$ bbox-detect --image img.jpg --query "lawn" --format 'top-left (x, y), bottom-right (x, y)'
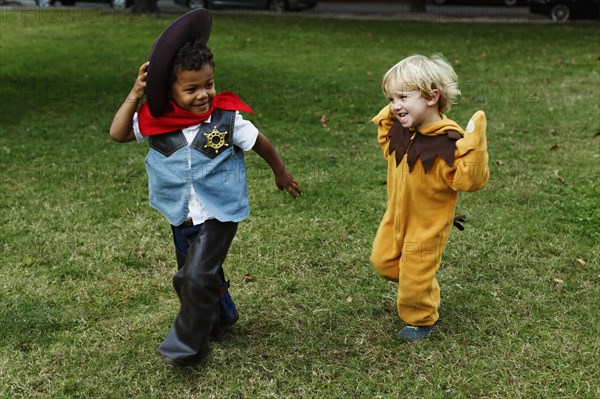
top-left (1, 7), bottom-right (599, 399)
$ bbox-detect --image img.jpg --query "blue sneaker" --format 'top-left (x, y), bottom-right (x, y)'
top-left (396, 325), bottom-right (436, 342)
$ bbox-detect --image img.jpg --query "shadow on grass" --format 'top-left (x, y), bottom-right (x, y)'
top-left (0, 74), bottom-right (120, 126)
top-left (1, 298), bottom-right (80, 351)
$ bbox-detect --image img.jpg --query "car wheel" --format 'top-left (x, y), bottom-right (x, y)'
top-left (112, 0), bottom-right (127, 9)
top-left (503, 0), bottom-right (518, 6)
top-left (187, 0), bottom-right (206, 9)
top-left (35, 0), bottom-right (54, 7)
top-left (269, 0), bottom-right (287, 12)
top-left (550, 4), bottom-right (570, 21)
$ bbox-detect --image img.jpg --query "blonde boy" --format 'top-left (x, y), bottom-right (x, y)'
top-left (371, 54), bottom-right (489, 341)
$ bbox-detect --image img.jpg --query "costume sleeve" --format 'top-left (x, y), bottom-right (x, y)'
top-left (371, 104), bottom-right (395, 159)
top-left (233, 112), bottom-right (259, 151)
top-left (443, 111), bottom-right (490, 192)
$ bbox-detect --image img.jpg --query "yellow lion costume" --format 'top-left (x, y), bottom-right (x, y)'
top-left (371, 105), bottom-right (489, 327)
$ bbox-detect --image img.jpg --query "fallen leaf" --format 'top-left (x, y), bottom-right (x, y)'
top-left (320, 114), bottom-right (328, 128)
top-left (554, 171), bottom-right (566, 184)
top-left (552, 278), bottom-right (564, 286)
top-left (576, 258), bottom-right (587, 265)
top-left (496, 160), bottom-right (505, 166)
top-left (346, 296), bottom-right (353, 303)
top-left (243, 274), bottom-right (254, 283)
top-left (550, 144), bottom-right (560, 151)
top-left (549, 128), bottom-right (558, 136)
top-left (135, 250), bottom-right (145, 258)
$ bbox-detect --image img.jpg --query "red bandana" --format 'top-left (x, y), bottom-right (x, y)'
top-left (137, 91), bottom-right (254, 136)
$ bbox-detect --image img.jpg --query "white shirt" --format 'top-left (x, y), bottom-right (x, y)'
top-left (133, 112), bottom-right (259, 225)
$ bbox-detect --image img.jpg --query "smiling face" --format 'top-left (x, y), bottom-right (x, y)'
top-left (170, 63), bottom-right (216, 114)
top-left (388, 90), bottom-right (441, 130)
top-left (382, 55), bottom-right (461, 128)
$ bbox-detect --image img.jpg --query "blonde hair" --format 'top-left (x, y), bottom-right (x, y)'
top-left (382, 54), bottom-right (461, 113)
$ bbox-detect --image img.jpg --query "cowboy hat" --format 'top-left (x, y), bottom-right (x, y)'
top-left (146, 8), bottom-right (212, 117)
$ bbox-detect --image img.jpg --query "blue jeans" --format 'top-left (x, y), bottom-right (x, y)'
top-left (157, 219), bottom-right (238, 362)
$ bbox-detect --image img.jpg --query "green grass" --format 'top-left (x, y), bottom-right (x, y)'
top-left (1, 8), bottom-right (599, 399)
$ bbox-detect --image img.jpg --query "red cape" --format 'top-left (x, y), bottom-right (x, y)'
top-left (138, 91), bottom-right (254, 136)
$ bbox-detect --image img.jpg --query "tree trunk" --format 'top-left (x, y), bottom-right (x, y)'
top-left (408, 0), bottom-right (426, 12)
top-left (131, 0), bottom-right (159, 15)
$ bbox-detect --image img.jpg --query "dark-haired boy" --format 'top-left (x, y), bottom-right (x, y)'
top-left (110, 14), bottom-right (301, 367)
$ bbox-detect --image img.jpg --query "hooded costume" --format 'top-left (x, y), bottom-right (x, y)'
top-left (370, 104), bottom-right (489, 326)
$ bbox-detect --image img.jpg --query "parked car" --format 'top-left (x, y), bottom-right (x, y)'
top-left (530, 0), bottom-right (600, 20)
top-left (35, 0), bottom-right (314, 10)
top-left (35, 0), bottom-right (133, 7)
top-left (431, 0), bottom-right (527, 6)
top-left (181, 0), bottom-right (317, 11)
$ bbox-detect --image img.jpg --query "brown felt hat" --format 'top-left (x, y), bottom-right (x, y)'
top-left (146, 8), bottom-right (212, 117)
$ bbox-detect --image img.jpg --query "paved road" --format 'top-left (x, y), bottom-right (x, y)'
top-left (2, 0), bottom-right (546, 22)
top-left (314, 2), bottom-right (541, 21)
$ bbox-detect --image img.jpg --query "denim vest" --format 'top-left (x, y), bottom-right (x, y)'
top-left (145, 109), bottom-right (250, 226)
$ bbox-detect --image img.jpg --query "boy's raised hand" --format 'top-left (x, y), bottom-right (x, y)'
top-left (456, 110), bottom-right (487, 156)
top-left (131, 62), bottom-right (149, 101)
top-left (109, 61), bottom-right (149, 142)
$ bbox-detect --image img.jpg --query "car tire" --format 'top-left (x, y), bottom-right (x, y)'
top-left (188, 0), bottom-right (206, 9)
top-left (269, 0), bottom-right (287, 12)
top-left (35, 0), bottom-right (54, 7)
top-left (550, 4), bottom-right (570, 21)
top-left (503, 0), bottom-right (519, 6)
top-left (111, 0), bottom-right (129, 9)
